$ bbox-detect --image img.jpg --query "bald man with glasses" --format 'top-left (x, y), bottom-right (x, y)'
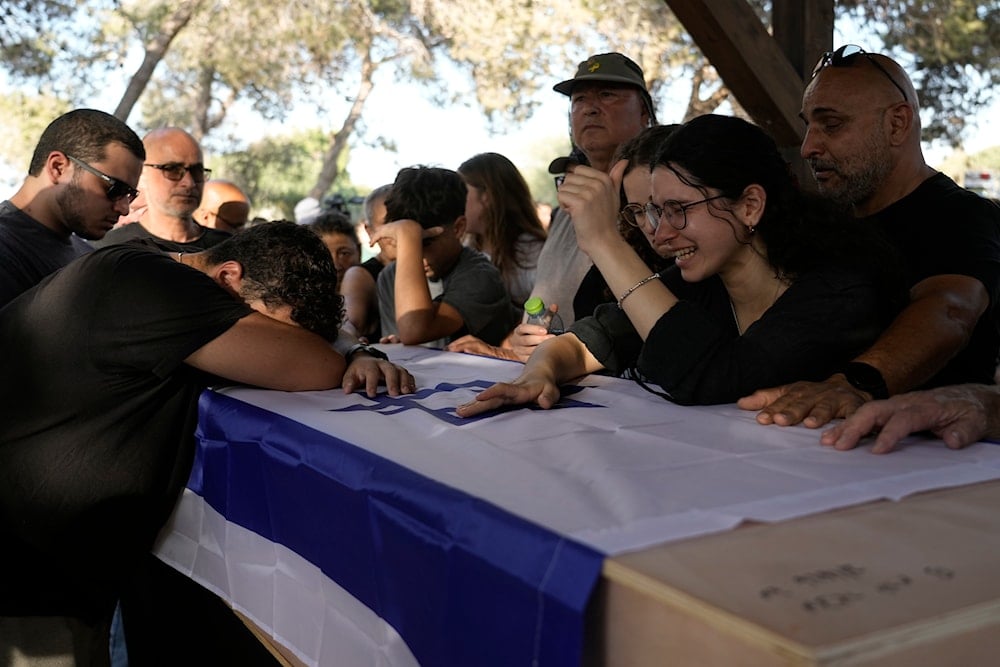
top-left (94, 127), bottom-right (231, 253)
top-left (739, 46), bottom-right (1000, 445)
top-left (0, 108), bottom-right (145, 308)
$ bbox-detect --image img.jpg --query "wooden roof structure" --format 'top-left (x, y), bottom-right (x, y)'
top-left (663, 0), bottom-right (835, 152)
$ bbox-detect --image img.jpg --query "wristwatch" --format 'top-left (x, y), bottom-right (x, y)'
top-left (841, 362), bottom-right (889, 400)
top-left (345, 343), bottom-right (389, 361)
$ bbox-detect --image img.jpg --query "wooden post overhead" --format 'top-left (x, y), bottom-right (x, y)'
top-left (772, 0), bottom-right (834, 81)
top-left (661, 0), bottom-right (833, 148)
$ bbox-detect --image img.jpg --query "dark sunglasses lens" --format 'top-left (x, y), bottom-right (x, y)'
top-left (161, 164), bottom-right (204, 181)
top-left (812, 44), bottom-right (864, 78)
top-left (107, 182), bottom-right (127, 199)
top-left (106, 180), bottom-right (136, 203)
top-left (838, 44), bottom-right (864, 60)
top-left (160, 165), bottom-right (184, 180)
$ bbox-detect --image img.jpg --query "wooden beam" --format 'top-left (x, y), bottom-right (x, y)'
top-left (661, 0), bottom-right (823, 147)
top-left (772, 0), bottom-right (834, 79)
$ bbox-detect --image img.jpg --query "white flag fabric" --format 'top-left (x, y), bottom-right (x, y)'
top-left (156, 345), bottom-right (1000, 666)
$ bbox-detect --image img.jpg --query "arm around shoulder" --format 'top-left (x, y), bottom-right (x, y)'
top-left (861, 273), bottom-right (989, 393)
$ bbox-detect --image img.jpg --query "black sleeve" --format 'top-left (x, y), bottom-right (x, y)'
top-left (89, 249), bottom-right (253, 378)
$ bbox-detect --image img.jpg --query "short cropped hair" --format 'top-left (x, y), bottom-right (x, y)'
top-left (384, 166), bottom-right (466, 229)
top-left (203, 220), bottom-right (344, 341)
top-left (28, 108), bottom-right (145, 176)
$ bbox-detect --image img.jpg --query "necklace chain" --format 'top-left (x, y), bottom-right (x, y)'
top-left (729, 299), bottom-right (743, 335)
top-left (730, 278), bottom-right (785, 336)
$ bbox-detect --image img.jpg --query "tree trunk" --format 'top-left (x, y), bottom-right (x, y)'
top-left (113, 0), bottom-right (205, 123)
top-left (307, 47), bottom-right (378, 200)
top-left (192, 63), bottom-right (214, 142)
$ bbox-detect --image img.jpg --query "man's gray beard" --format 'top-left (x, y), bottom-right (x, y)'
top-left (829, 133), bottom-right (893, 212)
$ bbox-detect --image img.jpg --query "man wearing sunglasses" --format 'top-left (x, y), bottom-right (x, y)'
top-left (739, 46), bottom-right (1000, 443)
top-left (0, 108), bottom-right (145, 308)
top-left (94, 127), bottom-right (231, 252)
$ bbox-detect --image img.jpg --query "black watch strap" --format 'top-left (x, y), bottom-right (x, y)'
top-left (345, 343), bottom-right (389, 361)
top-left (841, 362), bottom-right (889, 400)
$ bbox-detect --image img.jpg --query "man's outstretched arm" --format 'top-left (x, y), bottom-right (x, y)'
top-left (738, 274), bottom-right (989, 428)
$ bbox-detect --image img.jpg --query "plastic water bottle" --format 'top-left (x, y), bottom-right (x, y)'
top-left (523, 296), bottom-right (564, 334)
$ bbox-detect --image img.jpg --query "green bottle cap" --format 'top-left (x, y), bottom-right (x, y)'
top-left (524, 296), bottom-right (545, 315)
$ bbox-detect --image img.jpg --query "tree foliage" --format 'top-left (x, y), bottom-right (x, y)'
top-left (212, 128), bottom-right (359, 220)
top-left (0, 91), bottom-right (70, 171)
top-left (0, 0), bottom-right (79, 78)
top-left (839, 0), bottom-right (1000, 143)
top-left (3, 0), bottom-right (999, 212)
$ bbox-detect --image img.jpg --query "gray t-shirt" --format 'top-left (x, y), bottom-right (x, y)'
top-left (505, 232), bottom-right (545, 309)
top-left (378, 246), bottom-right (518, 347)
top-left (0, 200), bottom-right (93, 308)
top-left (528, 207), bottom-right (594, 325)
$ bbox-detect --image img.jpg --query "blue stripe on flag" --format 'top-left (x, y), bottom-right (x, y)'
top-left (190, 390), bottom-right (604, 667)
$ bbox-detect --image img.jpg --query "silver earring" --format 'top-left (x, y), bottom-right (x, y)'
top-left (748, 225), bottom-right (756, 234)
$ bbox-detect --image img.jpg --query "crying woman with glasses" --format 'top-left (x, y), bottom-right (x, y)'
top-left (458, 114), bottom-right (906, 416)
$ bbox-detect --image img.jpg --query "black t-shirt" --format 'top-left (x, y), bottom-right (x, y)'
top-left (361, 255), bottom-right (384, 282)
top-left (92, 220), bottom-right (231, 252)
top-left (868, 173), bottom-right (1000, 386)
top-left (0, 243), bottom-right (252, 616)
top-left (571, 265), bottom-right (888, 405)
top-left (0, 200), bottom-right (94, 308)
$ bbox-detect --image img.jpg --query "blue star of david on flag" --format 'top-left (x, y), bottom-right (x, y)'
top-left (327, 380), bottom-right (603, 425)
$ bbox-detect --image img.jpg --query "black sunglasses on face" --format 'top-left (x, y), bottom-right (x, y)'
top-left (66, 155), bottom-right (140, 203)
top-left (811, 44), bottom-right (910, 104)
top-left (144, 162), bottom-right (211, 182)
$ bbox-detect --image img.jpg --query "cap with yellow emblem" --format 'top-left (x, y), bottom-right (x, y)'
top-left (552, 52), bottom-right (656, 121)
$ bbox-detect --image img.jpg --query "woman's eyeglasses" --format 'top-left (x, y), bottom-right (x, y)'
top-left (144, 162), bottom-right (212, 182)
top-left (811, 44), bottom-right (909, 104)
top-left (619, 203), bottom-right (646, 227)
top-left (621, 195), bottom-right (726, 232)
top-left (66, 155), bottom-right (140, 203)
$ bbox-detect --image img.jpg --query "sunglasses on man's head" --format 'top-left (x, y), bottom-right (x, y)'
top-left (144, 162), bottom-right (211, 182)
top-left (811, 44), bottom-right (910, 104)
top-left (66, 154), bottom-right (140, 203)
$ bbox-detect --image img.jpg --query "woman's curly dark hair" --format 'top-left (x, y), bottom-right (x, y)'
top-left (204, 220), bottom-right (344, 341)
